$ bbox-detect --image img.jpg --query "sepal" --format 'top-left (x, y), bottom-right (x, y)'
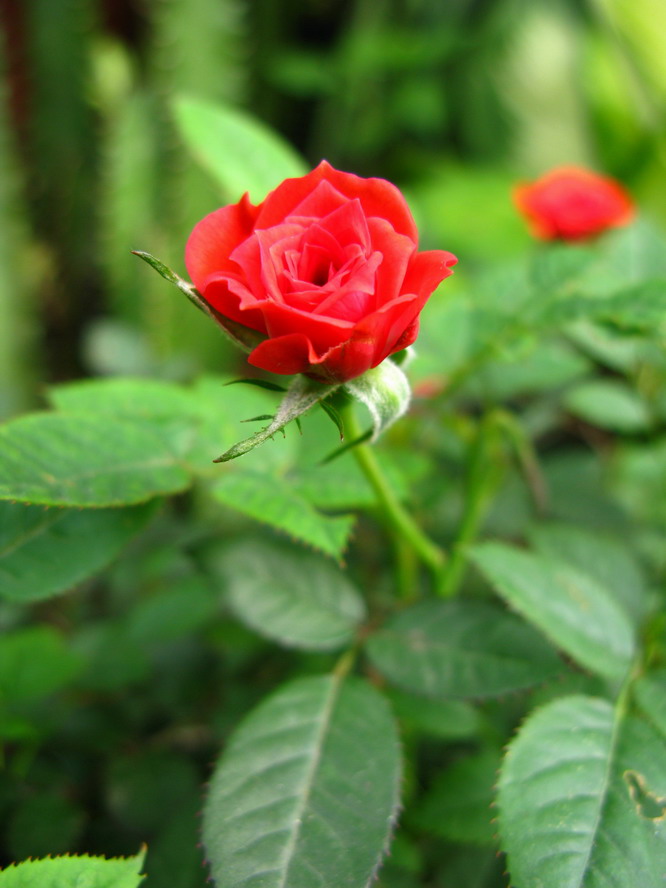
top-left (344, 358), bottom-right (411, 441)
top-left (132, 251), bottom-right (264, 352)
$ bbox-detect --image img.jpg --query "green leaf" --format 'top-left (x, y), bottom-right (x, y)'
top-left (202, 674), bottom-right (401, 888)
top-left (132, 251), bottom-right (265, 353)
top-left (564, 379), bottom-right (652, 433)
top-left (365, 599), bottom-right (561, 699)
top-left (633, 671), bottom-right (666, 742)
top-left (469, 543), bottom-right (635, 680)
top-left (529, 522), bottom-right (649, 626)
top-left (344, 359), bottom-right (411, 441)
top-left (213, 538), bottom-right (366, 650)
top-left (0, 849), bottom-right (146, 888)
top-left (214, 375), bottom-right (340, 463)
top-left (0, 413), bottom-right (190, 507)
top-left (385, 689), bottom-right (481, 740)
top-left (211, 471), bottom-right (354, 559)
top-left (498, 695), bottom-right (666, 888)
top-left (598, 279), bottom-right (666, 332)
top-left (171, 94), bottom-right (307, 202)
top-left (412, 748), bottom-right (501, 844)
top-left (0, 500), bottom-right (157, 603)
top-left (0, 626), bottom-right (83, 705)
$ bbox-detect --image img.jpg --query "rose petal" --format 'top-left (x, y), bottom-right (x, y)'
top-left (256, 160), bottom-right (419, 241)
top-left (248, 332), bottom-right (321, 376)
top-left (185, 194), bottom-right (259, 292)
top-left (260, 299), bottom-right (353, 356)
top-left (400, 249), bottom-right (458, 299)
top-left (367, 216), bottom-right (416, 306)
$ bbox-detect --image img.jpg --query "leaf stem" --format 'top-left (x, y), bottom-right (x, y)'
top-left (341, 401), bottom-right (446, 594)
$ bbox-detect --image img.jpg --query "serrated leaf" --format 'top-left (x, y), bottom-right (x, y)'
top-left (385, 689), bottom-right (481, 740)
top-left (0, 413), bottom-right (190, 507)
top-left (344, 359), bottom-right (411, 441)
top-left (171, 94), bottom-right (307, 202)
top-left (365, 599), bottom-right (561, 699)
top-left (202, 674), bottom-right (401, 888)
top-left (413, 748), bottom-right (501, 844)
top-left (0, 500), bottom-right (157, 603)
top-left (0, 849), bottom-right (146, 888)
top-left (211, 470), bottom-right (354, 559)
top-left (215, 374), bottom-right (339, 462)
top-left (498, 695), bottom-right (666, 888)
top-left (529, 522), bottom-right (649, 626)
top-left (214, 538), bottom-right (366, 650)
top-left (564, 379), bottom-right (652, 433)
top-left (469, 543), bottom-right (635, 680)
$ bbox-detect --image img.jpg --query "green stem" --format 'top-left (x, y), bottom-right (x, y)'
top-left (437, 411), bottom-right (504, 598)
top-left (341, 402), bottom-right (446, 594)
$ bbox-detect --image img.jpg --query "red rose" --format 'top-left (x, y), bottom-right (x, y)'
top-left (185, 161), bottom-right (457, 383)
top-left (513, 166), bottom-right (635, 242)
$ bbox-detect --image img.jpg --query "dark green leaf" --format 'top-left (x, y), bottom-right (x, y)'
top-left (413, 748), bottom-right (501, 844)
top-left (0, 500), bottom-right (157, 603)
top-left (0, 626), bottom-right (83, 705)
top-left (202, 675), bottom-right (401, 888)
top-left (365, 599), bottom-right (561, 699)
top-left (214, 538), bottom-right (365, 650)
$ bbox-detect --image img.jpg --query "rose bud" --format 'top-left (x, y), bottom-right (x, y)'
top-left (513, 166), bottom-right (635, 242)
top-left (185, 161), bottom-right (457, 383)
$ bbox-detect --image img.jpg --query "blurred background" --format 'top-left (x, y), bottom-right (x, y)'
top-left (1, 0), bottom-right (665, 416)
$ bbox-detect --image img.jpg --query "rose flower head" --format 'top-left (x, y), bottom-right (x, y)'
top-left (185, 161), bottom-right (457, 383)
top-left (513, 166), bottom-right (635, 242)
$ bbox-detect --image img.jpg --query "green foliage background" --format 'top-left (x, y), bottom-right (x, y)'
top-left (1, 1), bottom-right (666, 887)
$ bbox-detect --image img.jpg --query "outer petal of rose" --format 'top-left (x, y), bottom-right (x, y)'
top-left (185, 194), bottom-right (259, 291)
top-left (367, 217), bottom-right (416, 308)
top-left (256, 160), bottom-right (419, 241)
top-left (400, 249), bottom-right (457, 299)
top-left (248, 332), bottom-right (322, 376)
top-left (202, 276), bottom-right (268, 334)
top-left (260, 299), bottom-right (353, 355)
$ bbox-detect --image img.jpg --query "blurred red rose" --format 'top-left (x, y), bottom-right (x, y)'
top-left (185, 161), bottom-right (457, 383)
top-left (513, 166), bottom-right (635, 242)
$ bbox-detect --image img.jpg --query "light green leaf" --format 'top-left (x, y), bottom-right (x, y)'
top-left (345, 359), bottom-right (411, 441)
top-left (469, 543), bottom-right (635, 680)
top-left (413, 748), bottom-right (501, 844)
top-left (172, 94), bottom-right (307, 202)
top-left (214, 538), bottom-right (365, 650)
top-left (0, 626), bottom-right (82, 705)
top-left (211, 471), bottom-right (354, 559)
top-left (498, 695), bottom-right (666, 888)
top-left (0, 413), bottom-right (190, 507)
top-left (0, 500), bottom-right (157, 603)
top-left (564, 379), bottom-right (652, 433)
top-left (215, 375), bottom-right (340, 463)
top-left (365, 599), bottom-right (561, 699)
top-left (530, 522), bottom-right (649, 626)
top-left (202, 674), bottom-right (401, 888)
top-left (633, 671), bottom-right (666, 742)
top-left (0, 849), bottom-right (146, 888)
